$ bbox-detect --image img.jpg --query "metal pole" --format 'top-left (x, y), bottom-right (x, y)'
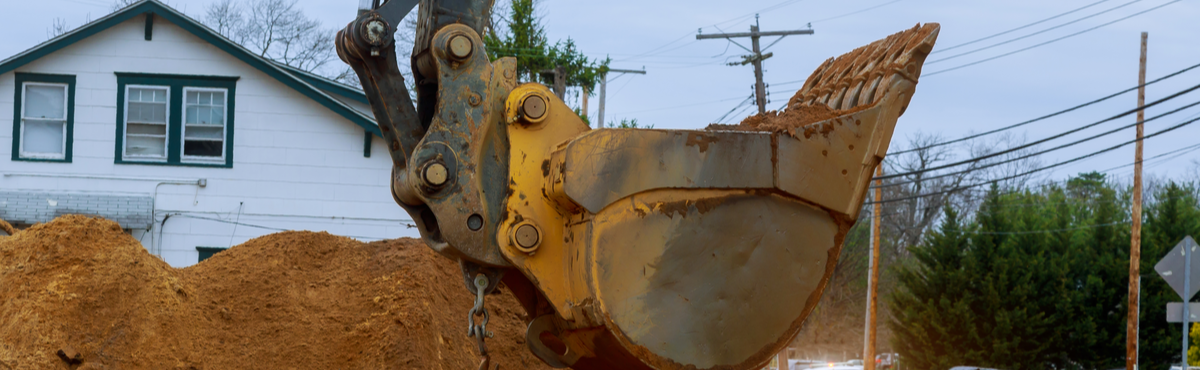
top-left (598, 74), bottom-right (607, 128)
top-left (750, 22), bottom-right (767, 115)
top-left (1185, 235), bottom-right (1192, 368)
top-left (1127, 31), bottom-right (1148, 370)
top-left (863, 165), bottom-right (882, 370)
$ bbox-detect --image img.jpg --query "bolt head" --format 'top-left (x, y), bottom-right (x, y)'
top-left (514, 224), bottom-right (540, 252)
top-left (448, 35), bottom-right (473, 59)
top-left (423, 163), bottom-right (448, 187)
top-left (522, 95), bottom-right (547, 120)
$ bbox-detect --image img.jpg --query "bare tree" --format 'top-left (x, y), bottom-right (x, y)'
top-left (112, 0), bottom-right (138, 11)
top-left (201, 0), bottom-right (336, 74)
top-left (47, 18), bottom-right (70, 40)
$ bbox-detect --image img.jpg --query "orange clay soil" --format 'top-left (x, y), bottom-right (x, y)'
top-left (706, 103), bottom-right (868, 133)
top-left (0, 215), bottom-right (553, 370)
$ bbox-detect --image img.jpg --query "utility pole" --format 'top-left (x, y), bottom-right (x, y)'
top-left (697, 14), bottom-right (813, 115)
top-left (1127, 31), bottom-right (1148, 370)
top-left (597, 67), bottom-right (647, 128)
top-left (864, 165), bottom-right (883, 370)
top-left (540, 65), bottom-right (567, 99)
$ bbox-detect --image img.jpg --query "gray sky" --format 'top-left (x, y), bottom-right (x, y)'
top-left (6, 0), bottom-right (1200, 182)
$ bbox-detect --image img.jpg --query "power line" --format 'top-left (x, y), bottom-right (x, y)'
top-left (874, 99), bottom-right (1200, 189)
top-left (969, 220), bottom-right (1130, 235)
top-left (868, 114), bottom-right (1200, 205)
top-left (808, 0), bottom-right (905, 24)
top-left (715, 94), bottom-right (756, 123)
top-left (878, 81), bottom-right (1200, 180)
top-left (926, 0), bottom-right (1145, 65)
top-left (609, 94), bottom-right (748, 115)
top-left (889, 61), bottom-right (1200, 156)
top-left (863, 137), bottom-right (1200, 222)
top-left (925, 0), bottom-right (1183, 77)
top-left (932, 0), bottom-right (1114, 55)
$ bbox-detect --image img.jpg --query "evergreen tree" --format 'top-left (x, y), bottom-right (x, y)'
top-left (1139, 182), bottom-right (1200, 369)
top-left (890, 206), bottom-right (978, 370)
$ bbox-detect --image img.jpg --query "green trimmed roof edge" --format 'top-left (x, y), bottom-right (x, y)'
top-left (0, 0), bottom-right (381, 138)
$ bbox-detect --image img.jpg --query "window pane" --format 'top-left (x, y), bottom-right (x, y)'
top-left (128, 102), bottom-right (167, 123)
top-left (184, 140), bottom-right (222, 157)
top-left (211, 92), bottom-right (225, 107)
top-left (127, 123), bottom-right (166, 135)
top-left (212, 107), bottom-right (224, 124)
top-left (130, 87), bottom-right (165, 102)
top-left (187, 91), bottom-right (199, 104)
top-left (126, 136), bottom-right (166, 157)
top-left (186, 106), bottom-right (198, 124)
top-left (24, 85), bottom-right (66, 120)
top-left (23, 119), bottom-right (64, 154)
top-left (185, 126), bottom-right (223, 140)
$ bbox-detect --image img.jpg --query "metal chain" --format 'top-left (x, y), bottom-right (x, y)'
top-left (466, 274), bottom-right (497, 370)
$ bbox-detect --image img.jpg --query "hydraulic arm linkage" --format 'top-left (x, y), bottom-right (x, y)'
top-left (338, 1), bottom-right (939, 369)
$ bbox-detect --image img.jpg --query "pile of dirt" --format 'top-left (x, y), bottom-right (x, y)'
top-left (706, 103), bottom-right (867, 133)
top-left (0, 215), bottom-right (552, 370)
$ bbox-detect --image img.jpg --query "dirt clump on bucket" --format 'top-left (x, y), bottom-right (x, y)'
top-left (0, 215), bottom-right (551, 369)
top-left (707, 103), bottom-right (868, 133)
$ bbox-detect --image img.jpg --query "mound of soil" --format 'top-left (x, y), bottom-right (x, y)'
top-left (0, 215), bottom-right (552, 370)
top-left (706, 104), bottom-right (868, 133)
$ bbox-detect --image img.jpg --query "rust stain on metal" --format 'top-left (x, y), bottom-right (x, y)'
top-left (653, 197), bottom-right (729, 219)
top-left (685, 132), bottom-right (719, 153)
top-left (541, 159), bottom-right (551, 177)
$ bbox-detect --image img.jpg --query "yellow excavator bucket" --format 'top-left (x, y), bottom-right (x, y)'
top-left (496, 23), bottom-right (940, 369)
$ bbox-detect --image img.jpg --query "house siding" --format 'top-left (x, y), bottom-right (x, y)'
top-left (0, 15), bottom-right (415, 267)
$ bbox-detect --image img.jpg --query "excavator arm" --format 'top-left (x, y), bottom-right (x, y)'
top-left (337, 1), bottom-right (939, 369)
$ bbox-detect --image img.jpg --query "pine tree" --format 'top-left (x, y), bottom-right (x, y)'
top-left (1139, 181), bottom-right (1200, 369)
top-left (889, 206), bottom-right (977, 370)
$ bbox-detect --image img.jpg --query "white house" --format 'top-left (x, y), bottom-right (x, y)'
top-left (0, 0), bottom-right (418, 266)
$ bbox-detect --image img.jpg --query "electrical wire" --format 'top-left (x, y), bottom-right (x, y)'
top-left (808, 0), bottom-right (905, 24)
top-left (867, 114), bottom-right (1200, 205)
top-left (925, 0), bottom-right (1183, 77)
top-left (878, 81), bottom-right (1200, 180)
top-left (715, 94), bottom-right (756, 123)
top-left (926, 0), bottom-right (1144, 65)
top-left (873, 99), bottom-right (1200, 189)
top-left (172, 214), bottom-right (412, 241)
top-left (889, 61), bottom-right (1200, 156)
top-left (932, 0), bottom-right (1114, 54)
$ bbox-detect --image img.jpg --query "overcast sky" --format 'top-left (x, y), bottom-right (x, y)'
top-left (5, 0), bottom-right (1199, 183)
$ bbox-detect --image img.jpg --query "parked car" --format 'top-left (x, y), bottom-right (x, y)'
top-left (876, 353), bottom-right (900, 369)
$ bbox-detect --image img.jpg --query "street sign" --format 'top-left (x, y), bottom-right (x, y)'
top-left (1156, 236), bottom-right (1200, 369)
top-left (1155, 236), bottom-right (1200, 300)
top-left (1167, 302), bottom-right (1200, 323)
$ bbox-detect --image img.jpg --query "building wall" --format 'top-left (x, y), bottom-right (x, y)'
top-left (0, 15), bottom-right (418, 267)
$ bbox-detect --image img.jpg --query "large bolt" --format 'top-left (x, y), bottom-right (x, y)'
top-left (514, 224), bottom-right (540, 253)
top-left (448, 35), bottom-right (473, 59)
top-left (423, 162), bottom-right (448, 187)
top-left (522, 95), bottom-right (546, 120)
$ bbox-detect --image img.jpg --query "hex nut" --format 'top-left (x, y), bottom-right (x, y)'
top-left (448, 35), bottom-right (473, 59)
top-left (423, 163), bottom-right (448, 187)
top-left (514, 223), bottom-right (541, 253)
top-left (522, 95), bottom-right (547, 120)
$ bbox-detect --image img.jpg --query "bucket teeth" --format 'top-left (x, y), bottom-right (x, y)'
top-left (793, 23), bottom-right (940, 112)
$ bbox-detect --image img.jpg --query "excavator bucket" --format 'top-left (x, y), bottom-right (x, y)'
top-left (338, 5), bottom-right (937, 368)
top-left (497, 23), bottom-right (940, 369)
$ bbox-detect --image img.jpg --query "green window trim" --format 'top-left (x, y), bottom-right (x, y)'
top-left (11, 73), bottom-right (75, 163)
top-left (114, 72), bottom-right (237, 168)
top-left (196, 246), bottom-right (228, 262)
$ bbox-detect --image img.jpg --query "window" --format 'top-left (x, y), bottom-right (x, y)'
top-left (182, 88), bottom-right (226, 161)
top-left (123, 86), bottom-right (169, 160)
top-left (11, 73), bottom-right (75, 162)
top-left (114, 73), bottom-right (237, 168)
top-left (196, 246), bottom-right (228, 262)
